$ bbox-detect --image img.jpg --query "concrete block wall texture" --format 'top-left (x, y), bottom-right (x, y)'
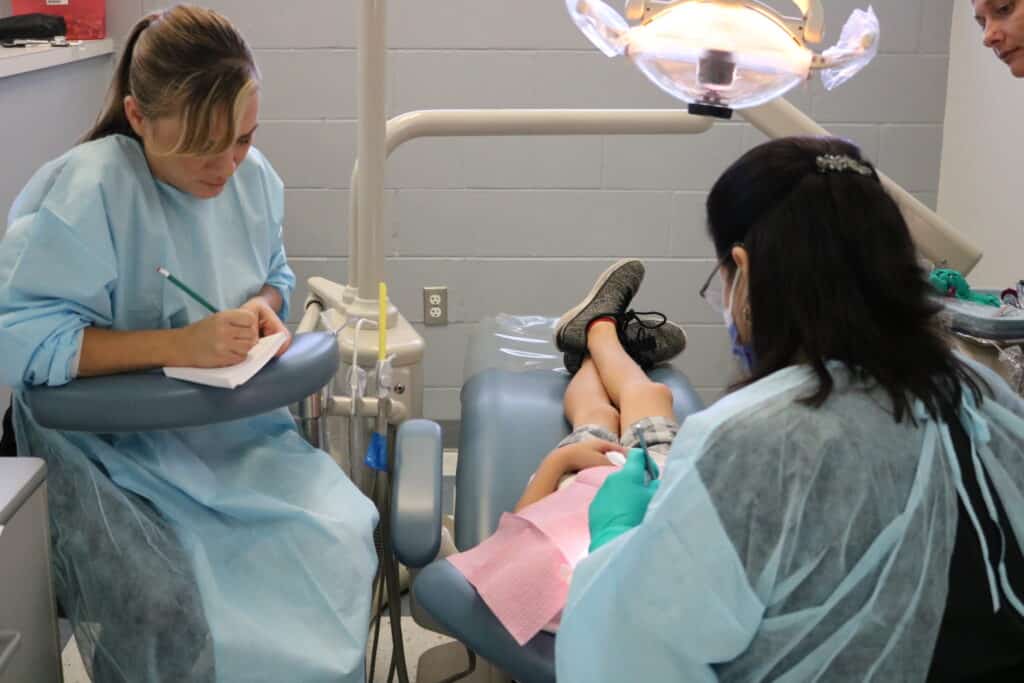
top-left (1, 0), bottom-right (957, 424)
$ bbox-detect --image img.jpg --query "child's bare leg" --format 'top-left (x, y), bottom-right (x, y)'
top-left (564, 357), bottom-right (620, 436)
top-left (587, 320), bottom-right (674, 435)
top-left (514, 359), bottom-right (622, 512)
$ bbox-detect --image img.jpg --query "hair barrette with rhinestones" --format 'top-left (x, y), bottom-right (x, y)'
top-left (816, 154), bottom-right (873, 177)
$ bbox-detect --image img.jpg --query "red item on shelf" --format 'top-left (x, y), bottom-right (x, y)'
top-left (11, 0), bottom-right (106, 40)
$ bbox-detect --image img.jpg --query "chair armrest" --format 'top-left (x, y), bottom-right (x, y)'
top-left (413, 560), bottom-right (556, 683)
top-left (391, 419), bottom-right (443, 568)
top-left (25, 332), bottom-right (339, 432)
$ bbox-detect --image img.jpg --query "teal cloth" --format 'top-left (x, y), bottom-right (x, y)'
top-left (588, 447), bottom-right (660, 552)
top-left (0, 136), bottom-right (378, 682)
top-left (558, 359), bottom-right (1024, 682)
top-left (930, 268), bottom-right (1002, 307)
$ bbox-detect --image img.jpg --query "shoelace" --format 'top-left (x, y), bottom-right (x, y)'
top-left (616, 309), bottom-right (667, 353)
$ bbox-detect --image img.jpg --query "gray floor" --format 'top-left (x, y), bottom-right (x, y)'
top-left (59, 619), bottom-right (73, 649)
top-left (437, 420), bottom-right (460, 450)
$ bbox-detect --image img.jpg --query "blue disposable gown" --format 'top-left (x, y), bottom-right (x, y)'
top-left (0, 135), bottom-right (379, 683)
top-left (557, 360), bottom-right (1024, 682)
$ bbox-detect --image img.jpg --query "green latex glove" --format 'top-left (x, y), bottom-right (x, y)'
top-left (930, 269), bottom-right (1002, 308)
top-left (588, 448), bottom-right (660, 553)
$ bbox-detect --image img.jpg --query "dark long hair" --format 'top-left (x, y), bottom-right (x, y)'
top-left (706, 136), bottom-right (983, 422)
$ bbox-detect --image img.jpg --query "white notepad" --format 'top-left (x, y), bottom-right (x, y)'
top-left (163, 332), bottom-right (289, 389)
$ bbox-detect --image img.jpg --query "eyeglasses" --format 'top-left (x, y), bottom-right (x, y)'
top-left (698, 251), bottom-right (735, 313)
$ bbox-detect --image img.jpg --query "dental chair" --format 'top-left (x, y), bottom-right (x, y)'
top-left (26, 332), bottom-right (339, 432)
top-left (390, 316), bottom-right (705, 683)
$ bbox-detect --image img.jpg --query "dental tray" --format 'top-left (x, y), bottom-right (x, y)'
top-left (940, 292), bottom-right (1024, 342)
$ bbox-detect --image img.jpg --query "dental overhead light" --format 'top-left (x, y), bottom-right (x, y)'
top-left (567, 0), bottom-right (879, 117)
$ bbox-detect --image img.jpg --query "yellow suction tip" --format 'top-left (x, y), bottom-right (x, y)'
top-left (378, 282), bottom-right (388, 361)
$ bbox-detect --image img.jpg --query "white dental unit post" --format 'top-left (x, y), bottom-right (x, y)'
top-left (293, 1), bottom-right (984, 679)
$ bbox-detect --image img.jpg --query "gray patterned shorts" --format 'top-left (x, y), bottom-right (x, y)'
top-left (555, 416), bottom-right (679, 466)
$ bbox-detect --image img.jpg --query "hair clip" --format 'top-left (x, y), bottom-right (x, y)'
top-left (816, 154), bottom-right (873, 177)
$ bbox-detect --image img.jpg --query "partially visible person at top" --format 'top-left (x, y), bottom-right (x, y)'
top-left (973, 0), bottom-right (1024, 76)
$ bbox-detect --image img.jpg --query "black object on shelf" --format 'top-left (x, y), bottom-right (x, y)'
top-left (0, 13), bottom-right (67, 42)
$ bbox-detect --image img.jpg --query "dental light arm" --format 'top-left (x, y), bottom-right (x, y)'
top-left (791, 0), bottom-right (825, 43)
top-left (742, 98), bottom-right (983, 274)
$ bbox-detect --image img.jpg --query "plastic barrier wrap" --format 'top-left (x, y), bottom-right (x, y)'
top-left (464, 314), bottom-right (568, 379)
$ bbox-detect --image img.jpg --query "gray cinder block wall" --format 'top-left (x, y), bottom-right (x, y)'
top-left (1, 0), bottom-right (957, 427)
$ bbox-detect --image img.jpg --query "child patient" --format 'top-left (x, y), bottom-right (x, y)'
top-left (446, 258), bottom-right (687, 645)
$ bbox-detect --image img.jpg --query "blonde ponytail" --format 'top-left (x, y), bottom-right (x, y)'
top-left (83, 15), bottom-right (153, 143)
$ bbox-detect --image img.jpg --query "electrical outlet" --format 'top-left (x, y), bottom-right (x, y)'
top-left (423, 286), bottom-right (448, 326)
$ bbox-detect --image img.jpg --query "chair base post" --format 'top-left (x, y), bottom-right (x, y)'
top-left (416, 642), bottom-right (511, 683)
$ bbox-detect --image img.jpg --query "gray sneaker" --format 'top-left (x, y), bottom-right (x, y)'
top-left (562, 311), bottom-right (687, 375)
top-left (563, 349), bottom-right (586, 375)
top-left (616, 310), bottom-right (688, 369)
top-left (555, 259), bottom-right (645, 354)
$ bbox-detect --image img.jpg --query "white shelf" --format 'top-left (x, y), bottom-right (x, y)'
top-left (0, 38), bottom-right (114, 80)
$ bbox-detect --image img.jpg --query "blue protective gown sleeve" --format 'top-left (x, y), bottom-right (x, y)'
top-left (254, 151), bottom-right (294, 320)
top-left (0, 159), bottom-right (116, 387)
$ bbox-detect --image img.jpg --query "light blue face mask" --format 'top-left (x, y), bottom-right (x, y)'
top-left (723, 268), bottom-right (756, 373)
